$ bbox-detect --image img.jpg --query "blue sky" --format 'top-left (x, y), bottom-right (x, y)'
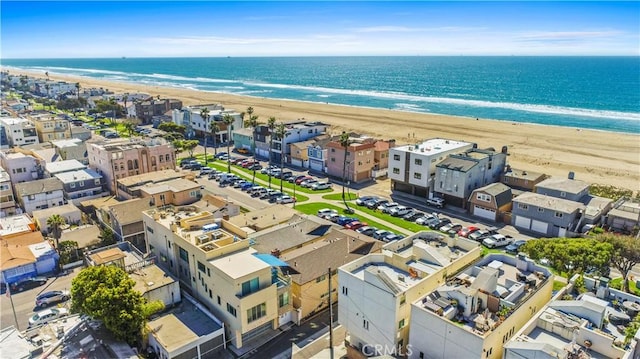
top-left (1, 1), bottom-right (638, 58)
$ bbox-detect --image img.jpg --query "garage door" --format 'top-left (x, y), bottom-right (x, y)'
top-left (531, 220), bottom-right (549, 234)
top-left (515, 216), bottom-right (531, 229)
top-left (474, 206), bottom-right (496, 221)
top-left (291, 159), bottom-right (302, 168)
top-left (278, 311), bottom-right (293, 327)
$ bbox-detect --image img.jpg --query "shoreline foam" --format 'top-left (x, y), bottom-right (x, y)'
top-left (4, 67), bottom-right (639, 192)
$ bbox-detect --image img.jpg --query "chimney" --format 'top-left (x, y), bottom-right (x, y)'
top-left (501, 146), bottom-right (508, 154)
top-left (568, 172), bottom-right (575, 180)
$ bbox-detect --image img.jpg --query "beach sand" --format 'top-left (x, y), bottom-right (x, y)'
top-left (7, 68), bottom-right (640, 192)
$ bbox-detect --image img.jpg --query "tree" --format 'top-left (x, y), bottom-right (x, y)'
top-left (71, 265), bottom-right (164, 345)
top-left (521, 237), bottom-right (612, 277)
top-left (47, 214), bottom-right (66, 249)
top-left (339, 131), bottom-right (352, 211)
top-left (275, 123), bottom-right (287, 192)
top-left (75, 82), bottom-right (81, 100)
top-left (58, 240), bottom-right (80, 265)
top-left (98, 227), bottom-right (117, 246)
top-left (599, 234), bottom-right (640, 292)
top-left (245, 109), bottom-right (259, 183)
top-left (182, 139), bottom-right (199, 158)
top-left (200, 108), bottom-right (210, 164)
top-left (267, 116), bottom-right (277, 189)
top-left (45, 83), bottom-right (50, 98)
top-left (158, 122), bottom-right (186, 136)
top-left (223, 114), bottom-right (235, 173)
top-left (209, 121), bottom-right (220, 156)
top-left (123, 121), bottom-right (136, 137)
top-left (122, 93), bottom-right (129, 117)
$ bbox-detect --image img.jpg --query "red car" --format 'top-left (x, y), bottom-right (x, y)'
top-left (295, 176), bottom-right (313, 185)
top-left (458, 226), bottom-right (480, 238)
top-left (345, 221), bottom-right (368, 230)
top-left (242, 160), bottom-right (257, 168)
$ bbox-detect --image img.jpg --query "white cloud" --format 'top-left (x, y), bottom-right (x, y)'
top-left (515, 30), bottom-right (624, 42)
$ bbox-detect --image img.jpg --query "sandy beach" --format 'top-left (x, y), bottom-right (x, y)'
top-left (7, 68), bottom-right (640, 192)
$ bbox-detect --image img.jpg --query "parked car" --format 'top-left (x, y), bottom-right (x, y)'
top-left (430, 218), bottom-right (452, 230)
top-left (317, 208), bottom-right (338, 218)
top-left (233, 180), bottom-right (249, 188)
top-left (301, 179), bottom-right (319, 188)
top-left (10, 277), bottom-right (47, 293)
top-left (372, 230), bottom-right (393, 240)
top-left (505, 240), bottom-right (527, 254)
top-left (276, 195), bottom-right (296, 204)
top-left (296, 176), bottom-right (314, 185)
top-left (483, 234), bottom-right (513, 248)
top-left (290, 175), bottom-right (308, 183)
top-left (325, 213), bottom-right (340, 222)
top-left (345, 221), bottom-right (367, 230)
top-left (248, 163), bottom-right (263, 171)
top-left (426, 197), bottom-right (445, 208)
top-left (389, 205), bottom-right (411, 217)
top-left (312, 182), bottom-right (332, 190)
top-left (468, 227), bottom-right (499, 242)
top-left (268, 192), bottom-right (285, 203)
top-left (378, 202), bottom-right (399, 213)
top-left (28, 308), bottom-right (69, 327)
top-left (180, 157), bottom-right (196, 166)
top-left (356, 196), bottom-right (378, 206)
top-left (214, 152), bottom-right (228, 159)
top-left (383, 233), bottom-right (405, 242)
top-left (336, 216), bottom-right (359, 226)
top-left (440, 223), bottom-right (462, 234)
top-left (366, 198), bottom-right (386, 209)
top-left (458, 226), bottom-right (480, 238)
top-left (251, 188), bottom-right (268, 197)
top-left (415, 214), bottom-right (437, 226)
top-left (36, 290), bottom-right (71, 308)
top-left (356, 226), bottom-right (378, 236)
top-left (403, 210), bottom-right (422, 222)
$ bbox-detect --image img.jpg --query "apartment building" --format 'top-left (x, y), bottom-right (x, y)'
top-left (143, 206), bottom-right (291, 349)
top-left (338, 232), bottom-right (482, 356)
top-left (0, 168), bottom-right (17, 217)
top-left (0, 117), bottom-right (39, 146)
top-left (134, 98), bottom-right (183, 124)
top-left (0, 151), bottom-right (43, 185)
top-left (171, 104), bottom-right (241, 141)
top-left (269, 121), bottom-right (328, 164)
top-left (408, 254), bottom-right (554, 359)
top-left (32, 203), bottom-right (82, 235)
top-left (54, 168), bottom-right (107, 205)
top-left (14, 177), bottom-right (65, 214)
top-left (87, 137), bottom-right (176, 193)
top-left (389, 138), bottom-right (474, 199)
top-left (325, 135), bottom-right (376, 183)
top-left (51, 138), bottom-right (88, 165)
top-left (433, 147), bottom-right (507, 208)
top-left (31, 113), bottom-right (71, 142)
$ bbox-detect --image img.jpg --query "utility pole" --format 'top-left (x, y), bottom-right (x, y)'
top-left (7, 286), bottom-right (19, 330)
top-left (328, 267), bottom-right (334, 359)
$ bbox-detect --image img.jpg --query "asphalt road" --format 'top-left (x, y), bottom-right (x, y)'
top-left (0, 268), bottom-right (79, 331)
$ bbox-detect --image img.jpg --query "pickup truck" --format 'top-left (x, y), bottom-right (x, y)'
top-left (482, 234), bottom-right (513, 248)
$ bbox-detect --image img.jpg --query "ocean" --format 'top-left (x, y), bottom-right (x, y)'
top-left (3, 56), bottom-right (639, 134)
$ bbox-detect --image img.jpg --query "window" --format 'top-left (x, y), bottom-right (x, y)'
top-left (166, 154), bottom-right (170, 162)
top-left (197, 261), bottom-right (206, 273)
top-left (393, 154), bottom-right (400, 161)
top-left (363, 319), bottom-right (369, 330)
top-left (178, 247), bottom-right (188, 262)
top-left (94, 179), bottom-right (101, 185)
top-left (316, 275), bottom-right (326, 283)
top-left (331, 148), bottom-right (335, 153)
top-left (217, 296), bottom-right (221, 305)
top-left (560, 191), bottom-right (566, 198)
top-left (79, 181), bottom-right (84, 187)
top-left (227, 303), bottom-right (237, 317)
top-left (207, 268), bottom-right (211, 277)
top-left (415, 158), bottom-right (422, 165)
top-left (518, 203), bottom-right (528, 210)
top-left (279, 292), bottom-right (289, 307)
top-left (247, 303), bottom-right (266, 323)
top-left (330, 158), bottom-right (335, 163)
top-left (241, 277), bottom-right (260, 296)
top-left (413, 172), bottom-right (422, 180)
top-left (420, 353), bottom-right (424, 359)
top-left (555, 212), bottom-right (563, 218)
top-left (28, 195), bottom-right (35, 201)
top-left (158, 155), bottom-right (163, 163)
top-left (146, 226), bottom-right (154, 234)
top-left (400, 294), bottom-right (406, 305)
top-left (70, 182), bottom-right (76, 188)
top-left (538, 208), bottom-right (544, 213)
top-left (342, 286), bottom-right (348, 296)
top-left (209, 289), bottom-right (212, 298)
top-left (398, 318), bottom-right (405, 329)
top-left (392, 168), bottom-right (400, 174)
top-left (477, 193), bottom-right (491, 202)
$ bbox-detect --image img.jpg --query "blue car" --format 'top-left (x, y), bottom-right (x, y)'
top-left (240, 182), bottom-right (255, 191)
top-left (336, 216), bottom-right (359, 226)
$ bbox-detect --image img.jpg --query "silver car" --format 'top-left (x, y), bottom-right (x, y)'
top-left (36, 290), bottom-right (70, 308)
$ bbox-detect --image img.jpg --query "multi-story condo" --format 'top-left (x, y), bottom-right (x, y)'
top-left (504, 274), bottom-right (640, 359)
top-left (51, 138), bottom-right (88, 165)
top-left (0, 168), bottom-right (17, 217)
top-left (0, 117), bottom-right (39, 146)
top-left (143, 206), bottom-right (291, 349)
top-left (134, 98), bottom-right (183, 124)
top-left (0, 125), bottom-right (9, 150)
top-left (45, 159), bottom-right (87, 177)
top-left (433, 147), bottom-right (507, 208)
top-left (54, 168), bottom-right (107, 205)
top-left (325, 134), bottom-right (376, 183)
top-left (408, 254), bottom-right (554, 359)
top-left (269, 121), bottom-right (328, 164)
top-left (0, 151), bottom-right (44, 185)
top-left (97, 198), bottom-right (154, 251)
top-left (172, 104), bottom-right (242, 143)
top-left (115, 169), bottom-right (186, 200)
top-left (87, 137), bottom-right (176, 193)
top-left (388, 138), bottom-right (474, 199)
top-left (500, 167), bottom-right (547, 192)
top-left (31, 113), bottom-right (71, 142)
top-left (338, 232), bottom-right (482, 356)
top-left (14, 177), bottom-right (65, 214)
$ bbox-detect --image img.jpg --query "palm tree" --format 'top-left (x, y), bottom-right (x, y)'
top-left (123, 93), bottom-right (129, 117)
top-left (47, 214), bottom-right (66, 250)
top-left (245, 112), bottom-right (259, 183)
top-left (45, 71), bottom-right (49, 80)
top-left (339, 131), bottom-right (352, 211)
top-left (200, 108), bottom-right (210, 164)
top-left (75, 82), bottom-right (81, 100)
top-left (267, 116), bottom-right (277, 189)
top-left (223, 114), bottom-right (235, 173)
top-left (45, 83), bottom-right (50, 98)
top-left (210, 121), bottom-right (220, 156)
top-left (123, 121), bottom-right (136, 137)
top-left (275, 123), bottom-right (287, 193)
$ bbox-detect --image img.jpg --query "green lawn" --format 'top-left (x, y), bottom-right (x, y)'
top-left (351, 205), bottom-right (431, 233)
top-left (610, 277), bottom-right (640, 296)
top-left (322, 193), bottom-right (357, 201)
top-left (294, 203), bottom-right (397, 232)
top-left (553, 280), bottom-right (567, 292)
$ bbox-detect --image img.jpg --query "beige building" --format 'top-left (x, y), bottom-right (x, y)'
top-left (31, 113), bottom-right (71, 142)
top-left (32, 203), bottom-right (82, 235)
top-left (116, 169), bottom-right (185, 200)
top-left (97, 198), bottom-right (153, 250)
top-left (87, 137), bottom-right (176, 193)
top-left (143, 206), bottom-right (291, 349)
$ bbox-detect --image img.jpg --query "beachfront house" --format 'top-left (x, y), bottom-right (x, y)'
top-left (171, 104), bottom-right (241, 144)
top-left (468, 182), bottom-right (513, 222)
top-left (324, 133), bottom-right (389, 183)
top-left (500, 167), bottom-right (548, 192)
top-left (0, 117), bottom-right (39, 147)
top-left (606, 198), bottom-right (640, 233)
top-left (306, 134), bottom-right (333, 173)
top-left (269, 121), bottom-right (329, 164)
top-left (433, 147), bottom-right (507, 209)
top-left (511, 192), bottom-right (584, 237)
top-left (134, 98), bottom-right (183, 124)
top-left (388, 138), bottom-right (474, 200)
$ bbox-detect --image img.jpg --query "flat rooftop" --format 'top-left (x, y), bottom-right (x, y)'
top-left (352, 263), bottom-right (422, 294)
top-left (54, 168), bottom-right (101, 183)
top-left (392, 138), bottom-right (473, 155)
top-left (137, 178), bottom-right (199, 194)
top-left (536, 177), bottom-right (589, 194)
top-left (131, 264), bottom-right (177, 294)
top-left (209, 248), bottom-right (270, 280)
top-left (514, 192), bottom-right (585, 213)
top-left (148, 297), bottom-right (223, 354)
top-left (0, 214), bottom-right (34, 236)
